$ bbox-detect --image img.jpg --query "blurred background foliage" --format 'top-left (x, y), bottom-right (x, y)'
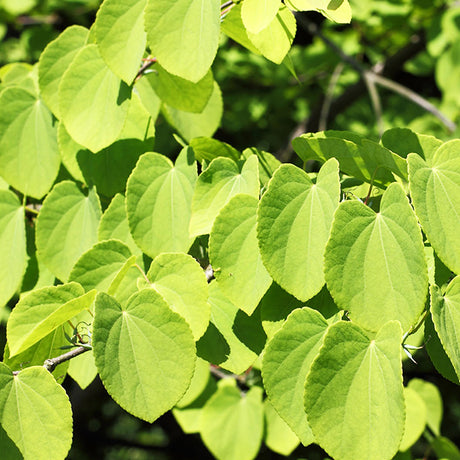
top-left (1, 0), bottom-right (460, 458)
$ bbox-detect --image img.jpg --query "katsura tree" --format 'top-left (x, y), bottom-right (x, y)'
top-left (0, 1), bottom-right (459, 460)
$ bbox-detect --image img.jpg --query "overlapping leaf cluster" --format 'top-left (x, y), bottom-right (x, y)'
top-left (0, 1), bottom-right (459, 460)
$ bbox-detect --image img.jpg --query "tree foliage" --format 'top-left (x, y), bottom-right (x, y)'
top-left (0, 0), bottom-right (459, 459)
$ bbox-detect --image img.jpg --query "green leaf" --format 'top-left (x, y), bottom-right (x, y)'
top-left (94, 0), bottom-right (147, 83)
top-left (147, 64), bottom-right (214, 113)
top-left (264, 399), bottom-right (299, 456)
top-left (408, 378), bottom-right (443, 437)
top-left (399, 387), bottom-right (426, 451)
top-left (144, 0), bottom-right (220, 83)
top-left (259, 282), bottom-right (303, 339)
top-left (0, 424), bottom-right (22, 460)
top-left (293, 131), bottom-right (408, 187)
top-left (3, 327), bottom-right (70, 383)
top-left (242, 148), bottom-right (281, 188)
top-left (258, 158), bottom-right (340, 301)
top-left (263, 307), bottom-right (329, 445)
top-left (146, 252), bottom-right (210, 340)
top-left (408, 142), bottom-right (460, 275)
top-left (98, 193), bottom-right (143, 259)
top-left (162, 80), bottom-right (223, 141)
top-left (196, 281), bottom-right (266, 374)
top-left (176, 356), bottom-right (210, 408)
top-left (381, 127), bottom-right (442, 161)
top-left (200, 379), bottom-right (264, 460)
top-left (0, 191), bottom-right (27, 307)
top-left (247, 5), bottom-right (296, 64)
top-left (190, 137), bottom-right (241, 163)
top-left (36, 181), bottom-right (102, 282)
top-left (59, 44), bottom-right (131, 152)
top-left (430, 278), bottom-right (460, 379)
top-left (325, 183), bottom-right (428, 332)
top-left (210, 194), bottom-right (271, 315)
top-left (38, 25), bottom-right (89, 117)
top-left (425, 311), bottom-right (460, 385)
top-left (190, 155), bottom-right (259, 237)
top-left (286, 0), bottom-right (352, 23)
top-left (172, 376), bottom-right (217, 434)
top-left (0, 87), bottom-right (60, 199)
top-left (69, 239), bottom-right (136, 295)
top-left (126, 148), bottom-right (197, 259)
top-left (221, 3), bottom-right (262, 55)
top-left (57, 122), bottom-right (85, 182)
top-left (0, 364), bottom-right (72, 460)
top-left (432, 436), bottom-right (460, 460)
top-left (241, 0), bottom-right (281, 34)
top-left (93, 290), bottom-right (196, 422)
top-left (304, 321), bottom-right (404, 460)
top-left (7, 282), bottom-right (96, 357)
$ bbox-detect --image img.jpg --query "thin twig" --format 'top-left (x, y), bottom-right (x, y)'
top-left (135, 57), bottom-right (157, 81)
top-left (12, 346), bottom-right (90, 376)
top-left (319, 62), bottom-right (344, 131)
top-left (363, 72), bottom-right (384, 137)
top-left (369, 72), bottom-right (457, 132)
top-left (43, 346), bottom-right (90, 373)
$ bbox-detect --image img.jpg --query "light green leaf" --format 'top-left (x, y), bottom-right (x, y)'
top-left (210, 194), bottom-right (271, 315)
top-left (146, 252), bottom-right (210, 340)
top-left (242, 148), bottom-right (281, 188)
top-left (190, 137), bottom-right (241, 163)
top-left (196, 281), bottom-right (266, 374)
top-left (69, 239), bottom-right (136, 295)
top-left (304, 321), bottom-right (404, 460)
top-left (126, 148), bottom-right (197, 259)
top-left (221, 3), bottom-right (262, 55)
top-left (94, 0), bottom-right (147, 83)
top-left (399, 387), bottom-right (426, 451)
top-left (190, 155), bottom-right (259, 237)
top-left (408, 378), bottom-right (443, 437)
top-left (264, 399), bottom-right (299, 456)
top-left (7, 282), bottom-right (96, 357)
top-left (425, 311), bottom-right (460, 385)
top-left (93, 290), bottom-right (196, 422)
top-left (408, 142), bottom-right (460, 275)
top-left (134, 73), bottom-right (162, 119)
top-left (259, 282), bottom-right (303, 339)
top-left (0, 364), bottom-right (72, 460)
top-left (148, 64), bottom-right (214, 113)
top-left (258, 158), bottom-right (340, 302)
top-left (285, 0), bottom-right (352, 23)
top-left (381, 127), bottom-right (442, 161)
top-left (325, 183), bottom-right (428, 332)
top-left (200, 379), bottom-right (264, 460)
top-left (3, 327), bottom-right (70, 383)
top-left (0, 423), bottom-right (22, 460)
top-left (247, 5), bottom-right (296, 64)
top-left (38, 25), bottom-right (89, 117)
top-left (241, 0), bottom-right (281, 34)
top-left (98, 193), bottom-right (143, 259)
top-left (162, 80), bottom-right (223, 141)
top-left (430, 277), bottom-right (460, 379)
top-left (0, 191), bottom-right (27, 308)
top-left (293, 131), bottom-right (408, 187)
top-left (172, 376), bottom-right (217, 434)
top-left (59, 44), bottom-right (131, 152)
top-left (36, 181), bottom-right (102, 282)
top-left (176, 356), bottom-right (210, 408)
top-left (0, 87), bottom-right (60, 199)
top-left (263, 307), bottom-right (328, 445)
top-left (57, 121), bottom-right (85, 182)
top-left (144, 0), bottom-right (220, 83)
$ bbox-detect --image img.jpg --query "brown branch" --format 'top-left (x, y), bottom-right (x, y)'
top-left (43, 346), bottom-right (90, 373)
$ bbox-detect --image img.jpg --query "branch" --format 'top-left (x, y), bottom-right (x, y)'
top-left (43, 346), bottom-right (90, 373)
top-left (278, 15), bottom-right (455, 161)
